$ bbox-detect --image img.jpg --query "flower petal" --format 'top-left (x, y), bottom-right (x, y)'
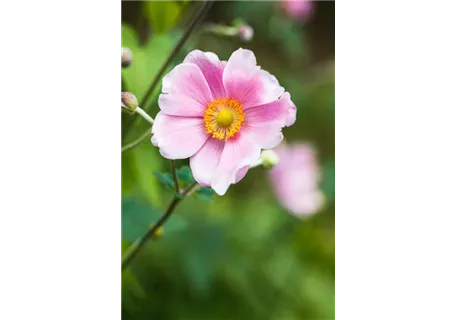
top-left (268, 143), bottom-right (323, 217)
top-left (284, 190), bottom-right (325, 217)
top-left (189, 138), bottom-right (225, 187)
top-left (242, 92), bottom-right (296, 149)
top-left (152, 112), bottom-right (209, 159)
top-left (234, 165), bottom-right (250, 183)
top-left (211, 133), bottom-right (261, 195)
top-left (284, 94), bottom-right (297, 126)
top-left (183, 50), bottom-right (226, 99)
top-left (223, 48), bottom-right (284, 108)
top-left (159, 63), bottom-right (213, 117)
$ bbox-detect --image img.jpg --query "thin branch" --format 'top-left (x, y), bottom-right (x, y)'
top-left (121, 182), bottom-right (198, 270)
top-left (122, 1), bottom-right (213, 140)
top-left (140, 1), bottom-right (213, 109)
top-left (121, 129), bottom-right (152, 153)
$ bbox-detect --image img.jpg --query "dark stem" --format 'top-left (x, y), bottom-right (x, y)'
top-left (122, 1), bottom-right (213, 141)
top-left (121, 181), bottom-right (197, 271)
top-left (140, 0), bottom-right (213, 109)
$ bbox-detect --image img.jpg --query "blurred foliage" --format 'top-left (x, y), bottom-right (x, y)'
top-left (122, 1), bottom-right (334, 319)
top-left (122, 197), bottom-right (187, 242)
top-left (144, 1), bottom-right (189, 34)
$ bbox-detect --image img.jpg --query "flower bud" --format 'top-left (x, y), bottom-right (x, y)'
top-left (260, 149), bottom-right (280, 169)
top-left (281, 0), bottom-right (313, 21)
top-left (238, 24), bottom-right (254, 42)
top-left (121, 92), bottom-right (138, 114)
top-left (152, 226), bottom-right (164, 239)
top-left (121, 47), bottom-right (133, 68)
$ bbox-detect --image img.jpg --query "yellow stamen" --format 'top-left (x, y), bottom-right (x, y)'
top-left (204, 97), bottom-right (244, 140)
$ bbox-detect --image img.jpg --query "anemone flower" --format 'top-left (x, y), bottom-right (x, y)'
top-left (152, 48), bottom-right (296, 195)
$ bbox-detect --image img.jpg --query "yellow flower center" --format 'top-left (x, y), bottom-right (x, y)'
top-left (215, 109), bottom-right (234, 128)
top-left (204, 97), bottom-right (245, 140)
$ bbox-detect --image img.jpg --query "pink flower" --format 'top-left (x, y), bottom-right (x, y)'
top-left (152, 48), bottom-right (296, 195)
top-left (269, 142), bottom-right (324, 217)
top-left (281, 0), bottom-right (314, 21)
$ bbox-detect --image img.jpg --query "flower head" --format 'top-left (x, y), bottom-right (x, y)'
top-left (121, 47), bottom-right (133, 68)
top-left (152, 48), bottom-right (296, 195)
top-left (260, 149), bottom-right (280, 169)
top-left (121, 92), bottom-right (138, 114)
top-left (238, 24), bottom-right (254, 42)
top-left (269, 142), bottom-right (324, 217)
top-left (281, 0), bottom-right (314, 21)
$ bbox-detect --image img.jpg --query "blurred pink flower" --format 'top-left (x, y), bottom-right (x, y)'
top-left (269, 142), bottom-right (324, 217)
top-left (152, 48), bottom-right (296, 195)
top-left (281, 0), bottom-right (314, 21)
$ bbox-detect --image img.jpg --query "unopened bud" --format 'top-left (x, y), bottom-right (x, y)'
top-left (152, 226), bottom-right (164, 239)
top-left (238, 24), bottom-right (254, 42)
top-left (121, 92), bottom-right (138, 114)
top-left (281, 0), bottom-right (314, 21)
top-left (260, 149), bottom-right (280, 169)
top-left (121, 47), bottom-right (133, 68)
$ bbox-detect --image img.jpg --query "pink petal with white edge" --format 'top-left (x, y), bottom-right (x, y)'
top-left (211, 133), bottom-right (261, 195)
top-left (284, 95), bottom-right (297, 126)
top-left (223, 48), bottom-right (284, 108)
top-left (183, 50), bottom-right (226, 99)
top-left (242, 92), bottom-right (296, 149)
top-left (152, 112), bottom-right (209, 159)
top-left (159, 63), bottom-right (213, 117)
top-left (189, 138), bottom-right (225, 188)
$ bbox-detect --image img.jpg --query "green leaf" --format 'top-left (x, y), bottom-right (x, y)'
top-left (131, 144), bottom-right (162, 205)
top-left (121, 151), bottom-right (136, 195)
top-left (153, 171), bottom-right (174, 189)
top-left (177, 165), bottom-right (195, 184)
top-left (196, 187), bottom-right (215, 202)
top-left (121, 24), bottom-right (139, 49)
top-left (122, 197), bottom-right (187, 242)
top-left (144, 1), bottom-right (183, 34)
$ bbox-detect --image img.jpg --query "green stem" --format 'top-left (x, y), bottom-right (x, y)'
top-left (203, 23), bottom-right (237, 36)
top-left (121, 181), bottom-right (198, 270)
top-left (140, 1), bottom-right (212, 109)
top-left (121, 129), bottom-right (152, 153)
top-left (135, 106), bottom-right (154, 125)
top-left (122, 1), bottom-right (213, 140)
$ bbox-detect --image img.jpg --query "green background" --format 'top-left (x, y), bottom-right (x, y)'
top-left (121, 1), bottom-right (335, 319)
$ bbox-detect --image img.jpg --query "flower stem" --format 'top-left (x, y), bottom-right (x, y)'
top-left (140, 0), bottom-right (213, 109)
top-left (203, 23), bottom-right (237, 36)
top-left (121, 178), bottom-right (198, 271)
top-left (121, 129), bottom-right (152, 153)
top-left (135, 107), bottom-right (154, 125)
top-left (122, 0), bottom-right (213, 141)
